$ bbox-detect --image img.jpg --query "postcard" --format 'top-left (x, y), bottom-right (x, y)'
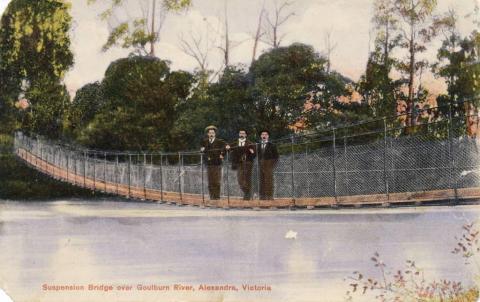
top-left (1, 0), bottom-right (480, 301)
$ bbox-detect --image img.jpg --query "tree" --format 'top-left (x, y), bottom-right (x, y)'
top-left (358, 50), bottom-right (401, 118)
top-left (323, 29), bottom-right (338, 74)
top-left (249, 43), bottom-right (328, 137)
top-left (79, 56), bottom-right (193, 151)
top-left (435, 30), bottom-right (480, 136)
top-left (0, 0), bottom-right (74, 138)
top-left (169, 66), bottom-right (255, 151)
top-left (208, 65), bottom-right (256, 140)
top-left (64, 82), bottom-right (103, 140)
top-left (251, 0), bottom-right (266, 65)
top-left (262, 0), bottom-right (295, 49)
top-left (373, 0), bottom-right (399, 68)
top-left (21, 78), bottom-right (71, 138)
top-left (177, 18), bottom-right (223, 89)
top-left (393, 0), bottom-right (438, 126)
top-left (88, 0), bottom-right (191, 56)
top-left (216, 0), bottom-right (248, 69)
top-left (358, 0), bottom-right (401, 118)
top-left (305, 72), bottom-right (369, 132)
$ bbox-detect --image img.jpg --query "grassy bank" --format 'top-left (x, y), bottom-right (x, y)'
top-left (0, 133), bottom-right (99, 200)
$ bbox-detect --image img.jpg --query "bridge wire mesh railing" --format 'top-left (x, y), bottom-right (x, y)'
top-left (13, 101), bottom-right (480, 206)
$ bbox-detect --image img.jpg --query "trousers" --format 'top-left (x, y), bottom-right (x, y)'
top-left (207, 165), bottom-right (221, 199)
top-left (259, 159), bottom-right (275, 200)
top-left (237, 161), bottom-right (253, 199)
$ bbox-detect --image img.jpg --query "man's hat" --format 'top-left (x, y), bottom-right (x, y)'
top-left (205, 125), bottom-right (218, 132)
top-left (259, 129), bottom-right (270, 135)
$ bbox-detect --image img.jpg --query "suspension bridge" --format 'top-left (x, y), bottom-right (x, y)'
top-left (12, 105), bottom-right (480, 209)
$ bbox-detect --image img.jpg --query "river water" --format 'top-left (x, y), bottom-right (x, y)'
top-left (0, 199), bottom-right (479, 302)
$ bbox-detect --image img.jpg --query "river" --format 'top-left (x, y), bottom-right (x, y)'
top-left (0, 199), bottom-right (479, 302)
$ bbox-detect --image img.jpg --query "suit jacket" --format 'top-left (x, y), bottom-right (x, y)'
top-left (201, 138), bottom-right (226, 166)
top-left (258, 141), bottom-right (279, 162)
top-left (230, 139), bottom-right (256, 169)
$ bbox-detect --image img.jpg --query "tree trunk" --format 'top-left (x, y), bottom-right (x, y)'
top-left (149, 0), bottom-right (156, 56)
top-left (384, 21), bottom-right (389, 65)
top-left (406, 22), bottom-right (415, 130)
top-left (465, 102), bottom-right (477, 138)
top-left (224, 1), bottom-right (230, 67)
top-left (252, 9), bottom-right (264, 65)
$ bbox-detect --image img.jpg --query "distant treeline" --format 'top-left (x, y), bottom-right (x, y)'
top-left (0, 0), bottom-right (478, 153)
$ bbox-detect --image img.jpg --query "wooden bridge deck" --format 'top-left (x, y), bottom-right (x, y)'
top-left (16, 148), bottom-right (480, 209)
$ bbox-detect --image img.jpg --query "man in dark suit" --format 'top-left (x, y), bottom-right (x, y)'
top-left (200, 125), bottom-right (226, 200)
top-left (258, 129), bottom-right (279, 200)
top-left (229, 129), bottom-right (256, 200)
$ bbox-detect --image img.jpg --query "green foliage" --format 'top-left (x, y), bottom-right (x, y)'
top-left (0, 137), bottom-right (96, 200)
top-left (358, 0), bottom-right (402, 118)
top-left (358, 49), bottom-right (399, 118)
top-left (170, 44), bottom-right (360, 149)
top-left (393, 0), bottom-right (438, 109)
top-left (88, 0), bottom-right (191, 55)
top-left (174, 44), bottom-right (363, 141)
top-left (435, 30), bottom-right (480, 107)
top-left (208, 66), bottom-right (256, 140)
top-left (20, 77), bottom-right (70, 139)
top-left (163, 0), bottom-right (191, 10)
top-left (0, 153), bottom-right (100, 200)
top-left (0, 0), bottom-right (73, 81)
top-left (250, 43), bottom-right (329, 137)
top-left (168, 96), bottom-right (214, 151)
top-left (79, 56), bottom-right (193, 151)
top-left (306, 72), bottom-right (372, 132)
top-left (64, 81), bottom-right (103, 140)
top-left (0, 0), bottom-right (74, 139)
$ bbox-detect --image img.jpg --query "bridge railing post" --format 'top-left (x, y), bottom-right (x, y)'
top-left (255, 142), bottom-right (260, 204)
top-left (226, 150), bottom-right (230, 208)
top-left (33, 137), bottom-right (37, 169)
top-left (143, 153), bottom-right (147, 200)
top-left (178, 152), bottom-right (183, 203)
top-left (160, 154), bottom-right (164, 202)
top-left (53, 145), bottom-right (56, 176)
top-left (290, 135), bottom-right (295, 208)
top-left (200, 152), bottom-right (205, 207)
top-left (343, 135), bottom-right (349, 197)
top-left (128, 154), bottom-right (131, 198)
top-left (73, 150), bottom-right (77, 186)
top-left (40, 144), bottom-right (43, 171)
top-left (52, 146), bottom-right (56, 177)
top-left (66, 148), bottom-right (70, 183)
top-left (383, 117), bottom-right (390, 203)
top-left (115, 154), bottom-right (119, 195)
top-left (104, 152), bottom-right (107, 192)
top-left (83, 151), bottom-right (87, 188)
top-left (93, 152), bottom-right (97, 191)
top-left (332, 128), bottom-right (338, 205)
top-left (448, 103), bottom-right (458, 202)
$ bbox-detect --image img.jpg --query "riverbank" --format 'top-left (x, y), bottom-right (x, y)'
top-left (0, 134), bottom-right (99, 200)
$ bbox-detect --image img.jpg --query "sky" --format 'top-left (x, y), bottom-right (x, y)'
top-left (0, 0), bottom-right (479, 96)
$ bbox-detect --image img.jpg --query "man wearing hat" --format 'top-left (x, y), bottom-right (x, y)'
top-left (258, 129), bottom-right (279, 200)
top-left (230, 128), bottom-right (256, 200)
top-left (200, 125), bottom-right (227, 200)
